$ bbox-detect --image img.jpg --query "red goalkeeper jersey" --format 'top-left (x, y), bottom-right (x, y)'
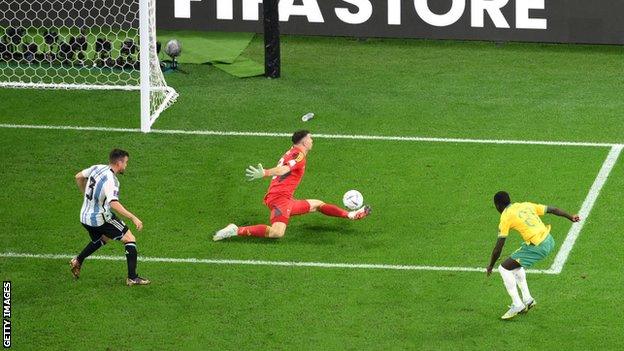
top-left (265, 146), bottom-right (307, 200)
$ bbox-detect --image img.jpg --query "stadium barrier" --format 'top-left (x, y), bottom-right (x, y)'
top-left (158, 0), bottom-right (623, 45)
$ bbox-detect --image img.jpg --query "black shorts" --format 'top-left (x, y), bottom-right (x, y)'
top-left (81, 215), bottom-right (129, 242)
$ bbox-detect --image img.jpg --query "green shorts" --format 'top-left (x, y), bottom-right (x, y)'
top-left (510, 234), bottom-right (555, 268)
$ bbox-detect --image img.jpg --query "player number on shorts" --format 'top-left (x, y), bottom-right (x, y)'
top-left (85, 177), bottom-right (96, 200)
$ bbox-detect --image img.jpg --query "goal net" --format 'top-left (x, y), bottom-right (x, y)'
top-left (0, 0), bottom-right (177, 132)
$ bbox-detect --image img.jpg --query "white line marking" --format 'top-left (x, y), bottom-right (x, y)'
top-left (548, 145), bottom-right (623, 274)
top-left (0, 124), bottom-right (619, 275)
top-left (0, 123), bottom-right (619, 148)
top-left (0, 82), bottom-right (147, 91)
top-left (0, 252), bottom-right (555, 274)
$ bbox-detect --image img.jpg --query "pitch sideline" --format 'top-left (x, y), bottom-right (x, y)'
top-left (0, 123), bottom-right (620, 148)
top-left (0, 252), bottom-right (556, 274)
top-left (0, 123), bottom-right (620, 275)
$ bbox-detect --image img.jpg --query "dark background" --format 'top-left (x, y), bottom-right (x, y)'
top-left (1, 1), bottom-right (621, 45)
top-left (156, 0), bottom-right (624, 45)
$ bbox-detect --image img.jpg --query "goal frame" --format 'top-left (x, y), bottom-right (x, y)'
top-left (0, 0), bottom-right (176, 132)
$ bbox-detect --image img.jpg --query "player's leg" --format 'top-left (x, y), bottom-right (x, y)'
top-left (214, 197), bottom-right (292, 240)
top-left (235, 223), bottom-right (271, 238)
top-left (315, 200), bottom-right (348, 217)
top-left (499, 257), bottom-right (525, 320)
top-left (506, 247), bottom-right (533, 308)
top-left (121, 230), bottom-right (150, 286)
top-left (73, 237), bottom-right (106, 266)
top-left (290, 199), bottom-right (312, 216)
top-left (107, 215), bottom-right (149, 285)
top-left (70, 225), bottom-right (109, 279)
top-left (266, 221), bottom-right (287, 238)
top-left (300, 199), bottom-right (321, 213)
top-left (510, 234), bottom-right (554, 311)
top-left (513, 266), bottom-right (534, 311)
top-left (216, 221), bottom-right (286, 240)
top-left (302, 199), bottom-right (371, 220)
top-left (248, 199), bottom-right (291, 238)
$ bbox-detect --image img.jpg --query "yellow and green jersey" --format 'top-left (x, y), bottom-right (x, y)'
top-left (498, 202), bottom-right (551, 245)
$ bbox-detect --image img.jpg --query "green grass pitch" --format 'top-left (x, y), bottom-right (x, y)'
top-left (1, 35), bottom-right (623, 350)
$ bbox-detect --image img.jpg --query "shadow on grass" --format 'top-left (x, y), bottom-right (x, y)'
top-left (215, 223), bottom-right (358, 246)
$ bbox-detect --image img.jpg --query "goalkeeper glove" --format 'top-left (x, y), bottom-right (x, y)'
top-left (245, 163), bottom-right (265, 181)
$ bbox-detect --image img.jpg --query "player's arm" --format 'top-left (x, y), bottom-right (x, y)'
top-left (546, 206), bottom-right (580, 222)
top-left (245, 163), bottom-right (290, 181)
top-left (104, 182), bottom-right (142, 230)
top-left (110, 201), bottom-right (143, 231)
top-left (264, 165), bottom-right (291, 177)
top-left (486, 237), bottom-right (506, 276)
top-left (75, 171), bottom-right (87, 194)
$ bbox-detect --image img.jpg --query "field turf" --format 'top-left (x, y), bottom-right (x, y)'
top-left (1, 35), bottom-right (623, 350)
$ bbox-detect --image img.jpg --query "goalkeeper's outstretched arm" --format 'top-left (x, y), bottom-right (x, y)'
top-left (245, 163), bottom-right (290, 181)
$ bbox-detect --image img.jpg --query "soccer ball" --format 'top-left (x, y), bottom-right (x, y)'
top-left (343, 190), bottom-right (364, 210)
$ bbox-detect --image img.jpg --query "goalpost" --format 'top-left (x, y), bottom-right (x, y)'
top-left (0, 0), bottom-right (177, 132)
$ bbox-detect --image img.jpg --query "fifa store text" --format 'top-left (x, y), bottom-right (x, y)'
top-left (174, 0), bottom-right (547, 29)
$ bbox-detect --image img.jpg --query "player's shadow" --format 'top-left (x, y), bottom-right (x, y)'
top-left (223, 224), bottom-right (357, 245)
top-left (299, 223), bottom-right (356, 234)
top-left (291, 224), bottom-right (358, 244)
top-left (226, 236), bottom-right (282, 245)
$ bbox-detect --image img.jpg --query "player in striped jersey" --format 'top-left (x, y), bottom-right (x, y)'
top-left (214, 130), bottom-right (371, 241)
top-left (70, 149), bottom-right (150, 286)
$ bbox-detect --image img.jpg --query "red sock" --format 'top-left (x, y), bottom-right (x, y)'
top-left (319, 204), bottom-right (349, 218)
top-left (237, 224), bottom-right (270, 237)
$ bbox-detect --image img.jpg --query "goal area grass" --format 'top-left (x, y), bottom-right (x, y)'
top-left (1, 35), bottom-right (623, 350)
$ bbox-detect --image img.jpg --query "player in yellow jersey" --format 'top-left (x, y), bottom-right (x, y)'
top-left (486, 191), bottom-right (580, 320)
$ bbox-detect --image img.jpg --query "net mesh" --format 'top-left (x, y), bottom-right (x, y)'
top-left (0, 0), bottom-right (177, 128)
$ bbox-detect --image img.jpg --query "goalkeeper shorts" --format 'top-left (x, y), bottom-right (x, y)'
top-left (265, 196), bottom-right (310, 225)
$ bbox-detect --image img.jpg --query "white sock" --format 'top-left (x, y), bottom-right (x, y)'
top-left (498, 265), bottom-right (523, 308)
top-left (513, 267), bottom-right (533, 303)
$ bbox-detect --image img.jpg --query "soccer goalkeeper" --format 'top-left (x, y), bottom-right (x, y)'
top-left (214, 130), bottom-right (371, 241)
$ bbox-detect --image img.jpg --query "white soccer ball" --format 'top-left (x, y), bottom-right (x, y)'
top-left (343, 190), bottom-right (364, 210)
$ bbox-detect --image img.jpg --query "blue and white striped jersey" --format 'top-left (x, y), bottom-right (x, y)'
top-left (79, 164), bottom-right (120, 227)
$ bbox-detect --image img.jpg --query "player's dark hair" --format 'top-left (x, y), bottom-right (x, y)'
top-left (494, 191), bottom-right (511, 212)
top-left (109, 148), bottom-right (129, 163)
top-left (292, 130), bottom-right (310, 145)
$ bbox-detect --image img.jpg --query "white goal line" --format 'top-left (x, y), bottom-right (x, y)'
top-left (0, 123), bottom-right (620, 275)
top-left (0, 123), bottom-right (620, 148)
top-left (0, 252), bottom-right (556, 274)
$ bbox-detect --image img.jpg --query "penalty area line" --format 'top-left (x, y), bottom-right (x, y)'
top-left (0, 252), bottom-right (556, 274)
top-left (548, 144), bottom-right (623, 274)
top-left (0, 123), bottom-right (619, 148)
